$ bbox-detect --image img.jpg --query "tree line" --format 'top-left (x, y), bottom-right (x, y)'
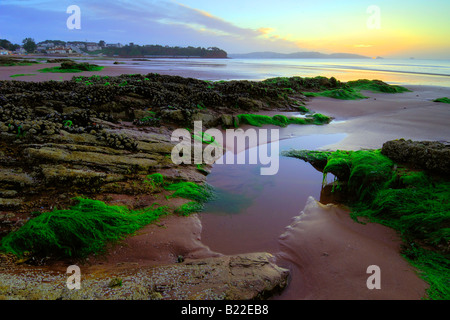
top-left (1, 38), bottom-right (228, 58)
top-left (103, 44), bottom-right (227, 58)
top-left (0, 38), bottom-right (37, 53)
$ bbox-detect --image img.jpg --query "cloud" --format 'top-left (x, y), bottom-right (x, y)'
top-left (0, 0), bottom-right (303, 53)
top-left (258, 28), bottom-right (274, 35)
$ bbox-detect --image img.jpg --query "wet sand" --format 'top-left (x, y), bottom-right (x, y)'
top-left (304, 85), bottom-right (450, 150)
top-left (0, 62), bottom-right (238, 81)
top-left (88, 213), bottom-right (222, 269)
top-left (2, 63), bottom-right (448, 299)
top-left (276, 197), bottom-right (429, 300)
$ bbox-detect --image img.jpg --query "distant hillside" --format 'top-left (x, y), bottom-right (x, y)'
top-left (229, 51), bottom-right (370, 59)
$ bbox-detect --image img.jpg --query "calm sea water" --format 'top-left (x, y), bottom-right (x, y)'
top-left (102, 58), bottom-right (450, 87)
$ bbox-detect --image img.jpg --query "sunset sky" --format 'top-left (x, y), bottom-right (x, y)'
top-left (1, 0), bottom-right (449, 59)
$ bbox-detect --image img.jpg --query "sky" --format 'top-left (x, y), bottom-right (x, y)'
top-left (0, 0), bottom-right (449, 59)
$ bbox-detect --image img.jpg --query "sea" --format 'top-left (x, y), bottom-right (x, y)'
top-left (97, 57), bottom-right (450, 87)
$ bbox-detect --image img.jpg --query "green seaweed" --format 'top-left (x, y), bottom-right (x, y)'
top-left (9, 73), bottom-right (36, 78)
top-left (262, 76), bottom-right (339, 91)
top-left (0, 56), bottom-right (40, 67)
top-left (164, 181), bottom-right (215, 203)
top-left (284, 148), bottom-right (450, 299)
top-left (296, 105), bottom-right (310, 113)
top-left (145, 173), bottom-right (215, 214)
top-left (433, 97), bottom-right (450, 104)
top-left (281, 150), bottom-right (332, 169)
top-left (236, 113), bottom-right (331, 127)
top-left (402, 244), bottom-right (450, 300)
top-left (193, 131), bottom-right (220, 145)
top-left (196, 164), bottom-right (209, 175)
top-left (347, 79), bottom-right (411, 94)
top-left (304, 88), bottom-right (369, 100)
top-left (0, 198), bottom-right (168, 258)
top-left (38, 65), bottom-right (104, 73)
top-left (325, 149), bottom-right (394, 201)
top-left (144, 173), bottom-right (165, 189)
top-left (174, 201), bottom-right (204, 216)
top-left (303, 79), bottom-right (410, 100)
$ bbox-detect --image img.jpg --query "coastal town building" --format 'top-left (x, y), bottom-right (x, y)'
top-left (106, 43), bottom-right (123, 48)
top-left (46, 47), bottom-right (74, 54)
top-left (0, 47), bottom-right (12, 55)
top-left (86, 42), bottom-right (102, 51)
top-left (14, 47), bottom-right (26, 55)
top-left (37, 41), bottom-right (56, 48)
top-left (67, 41), bottom-right (86, 49)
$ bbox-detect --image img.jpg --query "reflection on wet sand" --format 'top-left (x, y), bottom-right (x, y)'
top-left (199, 130), bottom-right (428, 299)
top-left (275, 197), bottom-right (428, 300)
top-left (199, 133), bottom-right (345, 271)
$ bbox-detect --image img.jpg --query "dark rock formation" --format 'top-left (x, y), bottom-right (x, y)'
top-left (381, 139), bottom-right (450, 175)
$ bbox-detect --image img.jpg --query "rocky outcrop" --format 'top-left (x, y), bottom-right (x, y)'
top-left (0, 74), bottom-right (315, 235)
top-left (0, 252), bottom-right (289, 300)
top-left (0, 127), bottom-right (198, 236)
top-left (0, 74), bottom-right (308, 126)
top-left (381, 139), bottom-right (450, 174)
top-left (0, 74), bottom-right (313, 300)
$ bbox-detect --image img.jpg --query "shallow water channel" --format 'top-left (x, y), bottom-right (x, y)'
top-left (199, 132), bottom-right (346, 256)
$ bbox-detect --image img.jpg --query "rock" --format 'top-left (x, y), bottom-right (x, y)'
top-left (0, 252), bottom-right (289, 300)
top-left (133, 109), bottom-right (151, 120)
top-left (192, 112), bottom-right (218, 127)
top-left (60, 61), bottom-right (78, 69)
top-left (39, 164), bottom-right (122, 186)
top-left (24, 147), bottom-right (159, 174)
top-left (232, 115), bottom-right (240, 127)
top-left (162, 252), bottom-right (289, 300)
top-left (160, 109), bottom-right (185, 123)
top-left (0, 169), bottom-right (34, 187)
top-left (0, 198), bottom-right (23, 208)
top-left (221, 114), bottom-right (234, 127)
top-left (237, 97), bottom-right (264, 110)
top-left (381, 139), bottom-right (450, 174)
top-left (0, 190), bottom-right (18, 198)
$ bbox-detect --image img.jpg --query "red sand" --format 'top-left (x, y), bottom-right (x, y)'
top-left (276, 197), bottom-right (428, 300)
top-left (0, 63), bottom-right (233, 81)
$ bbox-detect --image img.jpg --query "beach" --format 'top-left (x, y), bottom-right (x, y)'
top-left (0, 59), bottom-right (449, 300)
top-left (0, 62), bottom-right (238, 82)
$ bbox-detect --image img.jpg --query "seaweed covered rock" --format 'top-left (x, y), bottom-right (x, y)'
top-left (46, 58), bottom-right (73, 64)
top-left (60, 61), bottom-right (100, 71)
top-left (0, 73), bottom-right (312, 126)
top-left (0, 56), bottom-right (39, 66)
top-left (381, 139), bottom-right (450, 175)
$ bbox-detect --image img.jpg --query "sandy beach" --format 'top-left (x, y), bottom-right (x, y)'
top-left (1, 62), bottom-right (449, 300)
top-left (0, 62), bottom-right (238, 82)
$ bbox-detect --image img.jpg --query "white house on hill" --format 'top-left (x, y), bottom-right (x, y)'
top-left (47, 47), bottom-right (73, 54)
